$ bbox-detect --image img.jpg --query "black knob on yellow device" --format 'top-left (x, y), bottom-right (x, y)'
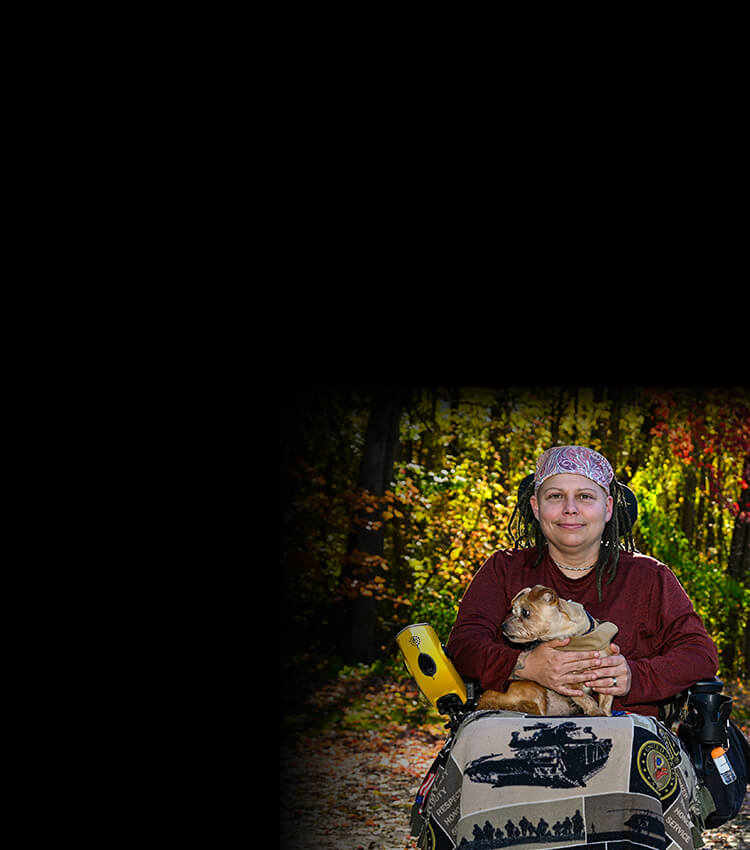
top-left (418, 652), bottom-right (437, 677)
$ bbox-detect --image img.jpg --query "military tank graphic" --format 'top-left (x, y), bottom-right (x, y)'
top-left (465, 721), bottom-right (613, 788)
top-left (586, 806), bottom-right (665, 848)
top-left (620, 808), bottom-right (664, 838)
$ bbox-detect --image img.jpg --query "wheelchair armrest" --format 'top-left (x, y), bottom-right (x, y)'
top-left (658, 679), bottom-right (723, 729)
top-left (690, 679), bottom-right (724, 694)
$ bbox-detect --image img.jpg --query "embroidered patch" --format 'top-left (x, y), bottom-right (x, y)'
top-left (655, 724), bottom-right (683, 766)
top-left (637, 741), bottom-right (677, 799)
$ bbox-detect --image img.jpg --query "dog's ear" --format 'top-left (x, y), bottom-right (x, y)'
top-left (529, 585), bottom-right (558, 605)
top-left (510, 587), bottom-right (532, 605)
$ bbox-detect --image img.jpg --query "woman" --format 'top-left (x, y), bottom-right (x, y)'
top-left (445, 445), bottom-right (719, 717)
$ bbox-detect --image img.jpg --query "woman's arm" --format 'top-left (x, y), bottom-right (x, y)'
top-left (623, 588), bottom-right (719, 704)
top-left (445, 555), bottom-right (523, 691)
top-left (586, 565), bottom-right (718, 705)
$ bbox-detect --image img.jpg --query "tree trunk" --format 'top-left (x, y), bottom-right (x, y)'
top-left (605, 387), bottom-right (622, 475)
top-left (490, 391), bottom-right (513, 505)
top-left (447, 387), bottom-right (461, 458)
top-left (695, 466), bottom-right (708, 553)
top-left (721, 455), bottom-right (749, 677)
top-left (549, 387), bottom-right (566, 446)
top-left (680, 467), bottom-right (698, 546)
top-left (422, 388), bottom-right (442, 470)
top-left (341, 387), bottom-right (406, 663)
top-left (625, 397), bottom-right (658, 483)
top-left (571, 387), bottom-right (579, 444)
top-left (592, 386), bottom-right (607, 452)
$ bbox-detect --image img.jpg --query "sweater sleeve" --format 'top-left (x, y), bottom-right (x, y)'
top-left (622, 565), bottom-right (718, 707)
top-left (445, 553), bottom-right (522, 692)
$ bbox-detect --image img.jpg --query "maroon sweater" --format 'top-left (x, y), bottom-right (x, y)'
top-left (445, 548), bottom-right (718, 716)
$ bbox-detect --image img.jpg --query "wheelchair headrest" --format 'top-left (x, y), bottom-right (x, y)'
top-left (517, 473), bottom-right (638, 531)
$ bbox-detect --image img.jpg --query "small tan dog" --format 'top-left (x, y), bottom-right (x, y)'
top-left (476, 585), bottom-right (618, 717)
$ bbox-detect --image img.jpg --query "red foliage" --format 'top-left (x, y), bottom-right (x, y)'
top-left (651, 394), bottom-right (750, 519)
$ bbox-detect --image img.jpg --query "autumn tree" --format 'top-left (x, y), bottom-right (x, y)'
top-left (728, 454), bottom-right (750, 678)
top-left (337, 387), bottom-right (411, 663)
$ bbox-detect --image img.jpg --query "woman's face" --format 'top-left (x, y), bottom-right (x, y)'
top-left (530, 473), bottom-right (613, 562)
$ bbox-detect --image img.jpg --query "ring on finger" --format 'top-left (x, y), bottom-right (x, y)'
top-left (612, 676), bottom-right (617, 687)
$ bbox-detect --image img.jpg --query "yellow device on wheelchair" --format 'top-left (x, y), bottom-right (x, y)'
top-left (396, 623), bottom-right (471, 723)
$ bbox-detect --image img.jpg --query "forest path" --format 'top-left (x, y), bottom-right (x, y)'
top-left (280, 721), bottom-right (748, 850)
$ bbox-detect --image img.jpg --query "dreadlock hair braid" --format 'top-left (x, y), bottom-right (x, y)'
top-left (509, 477), bottom-right (636, 601)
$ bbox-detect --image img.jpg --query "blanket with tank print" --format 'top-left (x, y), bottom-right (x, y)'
top-left (414, 711), bottom-right (700, 850)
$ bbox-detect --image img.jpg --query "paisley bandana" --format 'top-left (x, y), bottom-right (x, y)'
top-left (534, 445), bottom-right (614, 494)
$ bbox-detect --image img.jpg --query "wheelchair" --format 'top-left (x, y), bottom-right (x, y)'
top-left (396, 476), bottom-right (749, 836)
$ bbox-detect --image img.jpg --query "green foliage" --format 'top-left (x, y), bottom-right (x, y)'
top-left (280, 385), bottom-right (750, 694)
top-left (631, 451), bottom-right (750, 676)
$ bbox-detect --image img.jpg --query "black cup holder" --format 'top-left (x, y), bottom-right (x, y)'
top-left (684, 680), bottom-right (732, 747)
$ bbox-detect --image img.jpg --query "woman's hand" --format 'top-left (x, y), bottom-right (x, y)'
top-left (513, 638), bottom-right (605, 698)
top-left (583, 642), bottom-right (632, 696)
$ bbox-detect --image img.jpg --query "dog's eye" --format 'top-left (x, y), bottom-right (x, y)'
top-left (521, 608), bottom-right (530, 618)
